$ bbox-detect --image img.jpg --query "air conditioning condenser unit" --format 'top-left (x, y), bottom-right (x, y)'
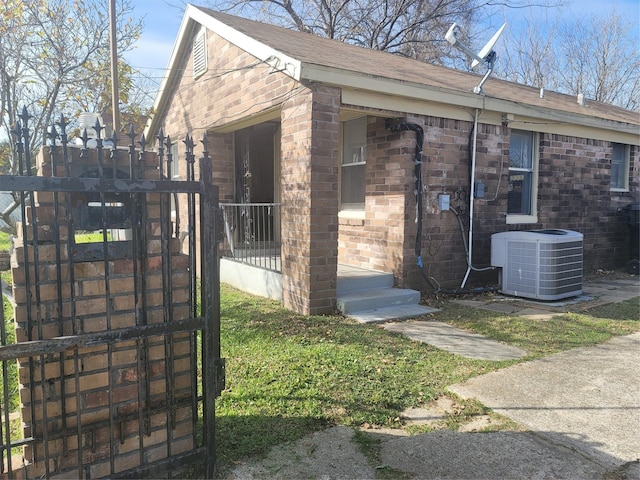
top-left (491, 229), bottom-right (583, 300)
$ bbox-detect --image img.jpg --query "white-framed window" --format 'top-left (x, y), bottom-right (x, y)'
top-left (170, 142), bottom-right (180, 179)
top-left (170, 143), bottom-right (179, 219)
top-left (193, 27), bottom-right (207, 79)
top-left (507, 129), bottom-right (538, 224)
top-left (610, 143), bottom-right (630, 191)
top-left (340, 117), bottom-right (367, 211)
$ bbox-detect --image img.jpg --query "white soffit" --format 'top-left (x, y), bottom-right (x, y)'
top-left (302, 64), bottom-right (484, 111)
top-left (342, 89), bottom-right (479, 123)
top-left (343, 88), bottom-right (639, 143)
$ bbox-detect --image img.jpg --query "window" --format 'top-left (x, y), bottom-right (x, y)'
top-left (507, 130), bottom-right (538, 223)
top-left (170, 143), bottom-right (179, 219)
top-left (193, 28), bottom-right (207, 78)
top-left (610, 143), bottom-right (629, 191)
top-left (170, 142), bottom-right (180, 179)
top-left (340, 117), bottom-right (367, 211)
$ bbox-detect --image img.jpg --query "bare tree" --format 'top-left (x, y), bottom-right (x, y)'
top-left (498, 16), bottom-right (558, 89)
top-left (0, 0), bottom-right (147, 233)
top-left (558, 13), bottom-right (639, 110)
top-left (203, 0), bottom-right (561, 68)
top-left (498, 9), bottom-right (639, 111)
top-left (0, 0), bottom-right (145, 161)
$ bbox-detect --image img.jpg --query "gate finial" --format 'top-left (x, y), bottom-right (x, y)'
top-left (47, 121), bottom-right (59, 145)
top-left (200, 132), bottom-right (208, 156)
top-left (19, 106), bottom-right (32, 128)
top-left (127, 124), bottom-right (136, 146)
top-left (80, 128), bottom-right (89, 149)
top-left (93, 118), bottom-right (104, 140)
top-left (56, 114), bottom-right (69, 133)
top-left (138, 133), bottom-right (147, 151)
top-left (156, 127), bottom-right (165, 151)
top-left (183, 134), bottom-right (194, 152)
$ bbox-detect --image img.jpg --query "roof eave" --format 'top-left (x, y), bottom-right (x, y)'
top-left (484, 97), bottom-right (639, 137)
top-left (300, 63), bottom-right (639, 137)
top-left (300, 63), bottom-right (484, 109)
top-left (192, 6), bottom-right (302, 80)
top-left (145, 4), bottom-right (302, 140)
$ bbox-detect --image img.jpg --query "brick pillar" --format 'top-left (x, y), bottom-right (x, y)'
top-left (280, 85), bottom-right (340, 315)
top-left (10, 146), bottom-right (195, 478)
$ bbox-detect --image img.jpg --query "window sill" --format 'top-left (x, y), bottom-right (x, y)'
top-left (339, 210), bottom-right (365, 226)
top-left (506, 214), bottom-right (538, 225)
top-left (610, 188), bottom-right (630, 193)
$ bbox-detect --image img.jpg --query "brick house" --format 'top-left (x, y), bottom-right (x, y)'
top-left (146, 5), bottom-right (640, 316)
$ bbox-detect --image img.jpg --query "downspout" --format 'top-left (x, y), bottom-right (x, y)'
top-left (386, 117), bottom-right (493, 293)
top-left (385, 120), bottom-right (426, 275)
top-left (460, 109), bottom-right (479, 289)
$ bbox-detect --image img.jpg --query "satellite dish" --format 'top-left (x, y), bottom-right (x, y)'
top-left (444, 22), bottom-right (506, 94)
top-left (471, 23), bottom-right (506, 68)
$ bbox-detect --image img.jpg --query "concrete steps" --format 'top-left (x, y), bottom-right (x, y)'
top-left (336, 265), bottom-right (438, 323)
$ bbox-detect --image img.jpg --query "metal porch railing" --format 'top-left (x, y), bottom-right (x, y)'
top-left (220, 203), bottom-right (281, 272)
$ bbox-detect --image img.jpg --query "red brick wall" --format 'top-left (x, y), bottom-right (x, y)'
top-left (533, 135), bottom-right (637, 270)
top-left (280, 85), bottom-right (340, 315)
top-left (157, 23), bottom-right (638, 302)
top-left (338, 117), bottom-right (413, 283)
top-left (340, 113), bottom-right (638, 292)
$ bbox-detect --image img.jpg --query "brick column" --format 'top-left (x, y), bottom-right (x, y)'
top-left (280, 85), bottom-right (340, 315)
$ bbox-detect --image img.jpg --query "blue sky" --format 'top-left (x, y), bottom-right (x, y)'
top-left (123, 0), bottom-right (183, 86)
top-left (124, 0), bottom-right (640, 98)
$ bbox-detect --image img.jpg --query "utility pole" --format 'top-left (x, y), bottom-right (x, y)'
top-left (109, 0), bottom-right (121, 135)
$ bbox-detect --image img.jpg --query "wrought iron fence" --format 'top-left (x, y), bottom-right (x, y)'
top-left (0, 109), bottom-right (223, 479)
top-left (220, 203), bottom-right (281, 272)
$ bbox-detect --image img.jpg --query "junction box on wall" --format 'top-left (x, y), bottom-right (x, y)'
top-left (438, 194), bottom-right (450, 211)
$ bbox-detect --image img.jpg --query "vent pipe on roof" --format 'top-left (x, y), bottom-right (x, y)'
top-left (540, 87), bottom-right (544, 99)
top-left (577, 93), bottom-right (585, 106)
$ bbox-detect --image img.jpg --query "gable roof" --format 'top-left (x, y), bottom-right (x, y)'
top-left (147, 4), bottom-right (640, 141)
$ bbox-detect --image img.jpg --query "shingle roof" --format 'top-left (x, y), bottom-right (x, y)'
top-left (147, 5), bottom-right (639, 139)
top-left (198, 7), bottom-right (639, 128)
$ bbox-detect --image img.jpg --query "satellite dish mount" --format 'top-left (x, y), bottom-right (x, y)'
top-left (445, 22), bottom-right (506, 95)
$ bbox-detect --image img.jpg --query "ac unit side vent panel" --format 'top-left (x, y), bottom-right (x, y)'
top-left (491, 230), bottom-right (583, 301)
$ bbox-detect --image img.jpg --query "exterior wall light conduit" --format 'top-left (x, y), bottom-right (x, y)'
top-left (386, 116), bottom-right (496, 294)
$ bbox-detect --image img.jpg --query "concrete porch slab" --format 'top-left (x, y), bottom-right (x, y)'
top-left (348, 304), bottom-right (438, 323)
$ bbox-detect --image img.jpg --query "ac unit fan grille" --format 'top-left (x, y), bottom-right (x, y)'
top-left (494, 231), bottom-right (583, 300)
top-left (504, 241), bottom-right (538, 297)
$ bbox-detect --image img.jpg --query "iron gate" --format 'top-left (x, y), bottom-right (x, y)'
top-left (0, 109), bottom-right (224, 479)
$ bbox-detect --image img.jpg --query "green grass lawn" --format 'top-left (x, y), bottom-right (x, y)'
top-left (1, 297), bottom-right (18, 413)
top-left (434, 296), bottom-right (640, 357)
top-left (0, 231), bottom-right (11, 251)
top-left (0, 263), bottom-right (636, 476)
top-left (215, 284), bottom-right (640, 473)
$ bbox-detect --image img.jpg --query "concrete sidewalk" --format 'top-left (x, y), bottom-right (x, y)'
top-left (230, 332), bottom-right (640, 479)
top-left (382, 272), bottom-right (640, 362)
top-left (449, 332), bottom-right (640, 474)
top-left (229, 276), bottom-right (639, 479)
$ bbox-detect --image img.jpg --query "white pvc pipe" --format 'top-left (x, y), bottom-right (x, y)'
top-left (461, 109), bottom-right (479, 289)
